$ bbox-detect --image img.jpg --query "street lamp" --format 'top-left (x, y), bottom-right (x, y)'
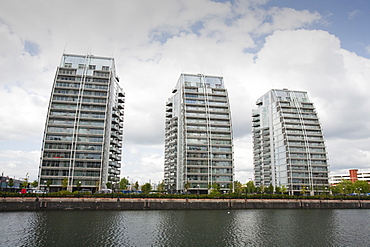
top-left (43, 180), bottom-right (47, 197)
top-left (357, 187), bottom-right (362, 200)
top-left (261, 188), bottom-right (263, 199)
top-left (306, 186), bottom-right (309, 197)
top-left (197, 184), bottom-right (200, 195)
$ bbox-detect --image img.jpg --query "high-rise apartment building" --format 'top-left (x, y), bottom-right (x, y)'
top-left (164, 74), bottom-right (234, 194)
top-left (38, 54), bottom-right (124, 192)
top-left (252, 89), bottom-right (329, 195)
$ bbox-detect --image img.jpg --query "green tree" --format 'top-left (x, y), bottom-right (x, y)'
top-left (46, 179), bottom-right (52, 191)
top-left (330, 185), bottom-right (340, 195)
top-left (8, 178), bottom-right (14, 188)
top-left (301, 186), bottom-right (308, 195)
top-left (256, 185), bottom-right (264, 194)
top-left (209, 190), bottom-right (222, 197)
top-left (353, 180), bottom-right (370, 194)
top-left (119, 177), bottom-right (130, 190)
top-left (184, 181), bottom-right (190, 192)
top-left (275, 186), bottom-right (281, 194)
top-left (76, 180), bottom-right (82, 191)
top-left (268, 184), bottom-right (274, 194)
top-left (31, 180), bottom-right (38, 188)
top-left (234, 181), bottom-right (243, 195)
top-left (157, 181), bottom-right (165, 192)
top-left (134, 181), bottom-right (139, 192)
top-left (227, 182), bottom-right (234, 194)
top-left (62, 177), bottom-right (68, 190)
top-left (246, 181), bottom-right (256, 194)
top-left (313, 185), bottom-right (319, 194)
top-left (20, 181), bottom-right (28, 189)
top-left (281, 185), bottom-right (287, 194)
top-left (106, 182), bottom-right (112, 189)
top-left (336, 179), bottom-right (354, 194)
top-left (141, 183), bottom-right (152, 194)
top-left (211, 182), bottom-right (220, 192)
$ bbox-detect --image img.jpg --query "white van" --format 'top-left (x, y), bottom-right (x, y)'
top-left (98, 189), bottom-right (112, 194)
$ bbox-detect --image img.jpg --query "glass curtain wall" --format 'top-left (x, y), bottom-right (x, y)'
top-left (38, 54), bottom-right (125, 192)
top-left (164, 74), bottom-right (234, 194)
top-left (252, 89), bottom-right (329, 195)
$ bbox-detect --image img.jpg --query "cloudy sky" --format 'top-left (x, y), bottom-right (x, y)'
top-left (0, 0), bottom-right (369, 185)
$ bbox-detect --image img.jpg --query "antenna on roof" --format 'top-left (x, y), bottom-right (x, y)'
top-left (63, 43), bottom-right (68, 54)
top-left (111, 47), bottom-right (115, 58)
top-left (86, 45), bottom-right (93, 57)
top-left (200, 64), bottom-right (205, 75)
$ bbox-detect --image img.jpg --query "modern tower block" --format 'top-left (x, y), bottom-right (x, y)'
top-left (164, 74), bottom-right (234, 194)
top-left (38, 54), bottom-right (125, 192)
top-left (252, 89), bottom-right (329, 195)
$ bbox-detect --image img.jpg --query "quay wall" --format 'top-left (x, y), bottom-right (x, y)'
top-left (1, 198), bottom-right (370, 211)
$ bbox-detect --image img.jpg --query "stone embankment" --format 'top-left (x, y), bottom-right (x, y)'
top-left (1, 197), bottom-right (370, 211)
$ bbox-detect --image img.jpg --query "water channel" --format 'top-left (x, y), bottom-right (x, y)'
top-left (0, 209), bottom-right (369, 246)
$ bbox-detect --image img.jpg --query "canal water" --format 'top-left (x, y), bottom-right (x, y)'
top-left (0, 209), bottom-right (369, 246)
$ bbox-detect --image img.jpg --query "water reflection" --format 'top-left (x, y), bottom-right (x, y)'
top-left (229, 210), bottom-right (337, 246)
top-left (0, 209), bottom-right (369, 246)
top-left (153, 210), bottom-right (236, 246)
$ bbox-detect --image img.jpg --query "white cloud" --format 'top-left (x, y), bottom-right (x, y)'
top-left (257, 7), bottom-right (321, 34)
top-left (366, 45), bottom-right (370, 55)
top-left (234, 135), bottom-right (254, 183)
top-left (0, 86), bottom-right (47, 141)
top-left (327, 138), bottom-right (370, 175)
top-left (0, 150), bottom-right (40, 181)
top-left (348, 10), bottom-right (361, 20)
top-left (121, 144), bottom-right (164, 184)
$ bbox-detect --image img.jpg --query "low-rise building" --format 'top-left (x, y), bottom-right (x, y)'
top-left (330, 169), bottom-right (370, 185)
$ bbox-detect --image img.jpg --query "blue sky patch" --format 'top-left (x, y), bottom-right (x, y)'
top-left (24, 40), bottom-right (40, 56)
top-left (263, 0), bottom-right (370, 58)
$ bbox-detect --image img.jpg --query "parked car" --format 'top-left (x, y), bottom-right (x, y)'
top-left (32, 190), bottom-right (46, 194)
top-left (79, 189), bottom-right (92, 194)
top-left (97, 189), bottom-right (112, 194)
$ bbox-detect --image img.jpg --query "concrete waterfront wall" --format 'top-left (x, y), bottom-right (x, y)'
top-left (1, 198), bottom-right (370, 211)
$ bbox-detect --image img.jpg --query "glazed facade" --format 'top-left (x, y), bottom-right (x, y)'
top-left (252, 89), bottom-right (329, 195)
top-left (38, 54), bottom-right (124, 192)
top-left (164, 74), bottom-right (234, 194)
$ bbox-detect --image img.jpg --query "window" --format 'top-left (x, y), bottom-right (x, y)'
top-left (89, 65), bottom-right (96, 70)
top-left (94, 72), bottom-right (109, 77)
top-left (78, 64), bottom-right (85, 69)
top-left (102, 66), bottom-right (109, 71)
top-left (59, 69), bottom-right (75, 75)
top-left (64, 63), bottom-right (72, 68)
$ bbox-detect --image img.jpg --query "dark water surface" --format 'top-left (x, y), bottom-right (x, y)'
top-left (0, 209), bottom-right (369, 246)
